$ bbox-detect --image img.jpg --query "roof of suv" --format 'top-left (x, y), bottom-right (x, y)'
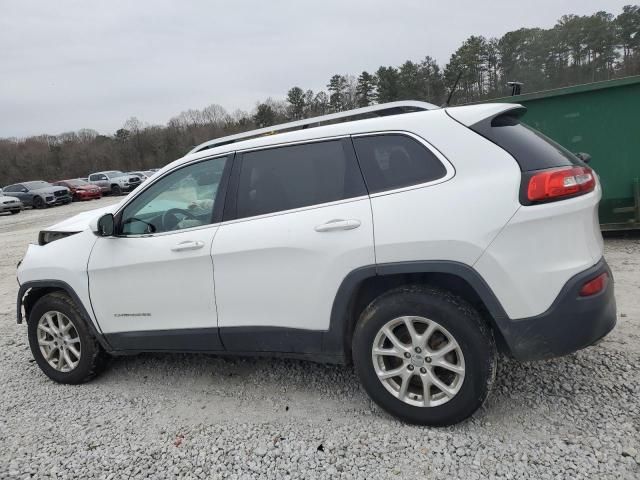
top-left (160, 101), bottom-right (523, 175)
top-left (189, 101), bottom-right (438, 155)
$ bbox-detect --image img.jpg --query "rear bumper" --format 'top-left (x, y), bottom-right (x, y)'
top-left (500, 258), bottom-right (616, 361)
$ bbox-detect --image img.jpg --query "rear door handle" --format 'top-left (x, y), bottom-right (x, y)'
top-left (314, 219), bottom-right (361, 232)
top-left (171, 240), bottom-right (205, 252)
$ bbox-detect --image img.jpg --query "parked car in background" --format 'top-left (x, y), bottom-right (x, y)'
top-left (2, 181), bottom-right (71, 208)
top-left (127, 171), bottom-right (151, 182)
top-left (53, 179), bottom-right (102, 201)
top-left (87, 171), bottom-right (142, 195)
top-left (0, 192), bottom-right (23, 214)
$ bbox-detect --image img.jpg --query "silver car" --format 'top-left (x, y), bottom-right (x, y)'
top-left (0, 193), bottom-right (23, 214)
top-left (87, 171), bottom-right (142, 196)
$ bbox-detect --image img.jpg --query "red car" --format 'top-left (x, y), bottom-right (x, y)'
top-left (53, 179), bottom-right (102, 201)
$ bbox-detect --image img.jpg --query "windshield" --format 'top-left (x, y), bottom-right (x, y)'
top-left (24, 181), bottom-right (51, 190)
top-left (66, 179), bottom-right (88, 186)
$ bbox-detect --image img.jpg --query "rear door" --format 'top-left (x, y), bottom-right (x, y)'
top-left (212, 138), bottom-right (374, 354)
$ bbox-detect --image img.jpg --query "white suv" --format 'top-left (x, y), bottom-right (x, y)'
top-left (16, 101), bottom-right (616, 425)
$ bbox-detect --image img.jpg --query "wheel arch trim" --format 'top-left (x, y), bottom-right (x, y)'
top-left (324, 261), bottom-right (510, 357)
top-left (17, 280), bottom-right (113, 351)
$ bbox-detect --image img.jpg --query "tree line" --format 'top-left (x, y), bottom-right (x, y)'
top-left (1, 6), bottom-right (638, 186)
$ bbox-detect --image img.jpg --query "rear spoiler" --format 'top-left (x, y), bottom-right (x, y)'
top-left (445, 103), bottom-right (526, 127)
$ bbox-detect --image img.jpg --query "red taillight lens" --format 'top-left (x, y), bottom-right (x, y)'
top-left (527, 166), bottom-right (595, 202)
top-left (579, 272), bottom-right (608, 297)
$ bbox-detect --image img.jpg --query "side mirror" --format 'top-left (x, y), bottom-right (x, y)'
top-left (575, 152), bottom-right (591, 164)
top-left (90, 213), bottom-right (115, 237)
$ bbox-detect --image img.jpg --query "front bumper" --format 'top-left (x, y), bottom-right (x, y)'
top-left (121, 182), bottom-right (141, 192)
top-left (45, 195), bottom-right (72, 206)
top-left (0, 202), bottom-right (23, 212)
top-left (500, 258), bottom-right (616, 361)
top-left (75, 191), bottom-right (102, 200)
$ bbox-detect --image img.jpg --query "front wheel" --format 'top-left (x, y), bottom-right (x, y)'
top-left (27, 292), bottom-right (106, 384)
top-left (111, 185), bottom-right (122, 196)
top-left (352, 286), bottom-right (496, 426)
top-left (32, 196), bottom-right (44, 209)
top-left (10, 210), bottom-right (20, 215)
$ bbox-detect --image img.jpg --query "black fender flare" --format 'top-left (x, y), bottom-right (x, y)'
top-left (17, 280), bottom-right (112, 351)
top-left (322, 261), bottom-right (510, 357)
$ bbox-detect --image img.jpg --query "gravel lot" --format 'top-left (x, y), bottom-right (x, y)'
top-left (1, 199), bottom-right (638, 479)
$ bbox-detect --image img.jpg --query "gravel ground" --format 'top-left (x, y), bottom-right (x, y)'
top-left (0, 199), bottom-right (638, 479)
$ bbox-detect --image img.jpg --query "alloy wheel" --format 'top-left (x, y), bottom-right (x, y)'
top-left (371, 316), bottom-right (465, 407)
top-left (36, 311), bottom-right (82, 372)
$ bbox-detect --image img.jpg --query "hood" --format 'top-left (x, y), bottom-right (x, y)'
top-left (45, 203), bottom-right (120, 232)
top-left (0, 195), bottom-right (21, 203)
top-left (32, 185), bottom-right (69, 194)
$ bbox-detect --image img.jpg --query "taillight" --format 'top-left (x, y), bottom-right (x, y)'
top-left (527, 166), bottom-right (595, 202)
top-left (579, 272), bottom-right (608, 297)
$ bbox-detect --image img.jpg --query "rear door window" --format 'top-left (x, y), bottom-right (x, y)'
top-left (470, 114), bottom-right (583, 171)
top-left (352, 134), bottom-right (447, 193)
top-left (235, 139), bottom-right (366, 219)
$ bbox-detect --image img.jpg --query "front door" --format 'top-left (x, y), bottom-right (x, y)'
top-left (212, 139), bottom-right (375, 354)
top-left (88, 154), bottom-right (231, 351)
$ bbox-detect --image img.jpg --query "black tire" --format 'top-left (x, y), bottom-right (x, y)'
top-left (352, 285), bottom-right (496, 426)
top-left (27, 292), bottom-right (107, 384)
top-left (10, 210), bottom-right (20, 215)
top-left (111, 185), bottom-right (122, 196)
top-left (32, 196), bottom-right (44, 209)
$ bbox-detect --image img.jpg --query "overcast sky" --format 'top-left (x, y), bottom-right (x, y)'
top-left (0, 0), bottom-right (631, 138)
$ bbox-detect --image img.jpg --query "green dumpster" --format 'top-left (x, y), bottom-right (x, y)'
top-left (483, 75), bottom-right (640, 230)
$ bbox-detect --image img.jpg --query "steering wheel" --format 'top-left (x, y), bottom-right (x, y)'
top-left (162, 208), bottom-right (199, 231)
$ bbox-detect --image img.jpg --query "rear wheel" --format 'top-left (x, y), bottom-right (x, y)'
top-left (352, 286), bottom-right (496, 426)
top-left (111, 185), bottom-right (122, 195)
top-left (32, 196), bottom-right (44, 209)
top-left (27, 292), bottom-right (106, 384)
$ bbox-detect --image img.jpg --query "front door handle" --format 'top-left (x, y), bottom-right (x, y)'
top-left (314, 219), bottom-right (361, 232)
top-left (171, 240), bottom-right (205, 252)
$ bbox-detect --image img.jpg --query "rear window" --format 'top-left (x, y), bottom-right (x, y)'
top-left (352, 134), bottom-right (447, 193)
top-left (470, 114), bottom-right (582, 171)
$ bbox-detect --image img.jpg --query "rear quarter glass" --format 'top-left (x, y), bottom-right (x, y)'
top-left (469, 113), bottom-right (585, 172)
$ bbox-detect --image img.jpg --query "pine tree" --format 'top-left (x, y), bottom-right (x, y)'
top-left (355, 71), bottom-right (377, 107)
top-left (286, 87), bottom-right (306, 119)
top-left (327, 74), bottom-right (348, 111)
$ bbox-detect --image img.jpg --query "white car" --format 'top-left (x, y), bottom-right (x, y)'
top-left (0, 192), bottom-right (23, 214)
top-left (16, 101), bottom-right (615, 426)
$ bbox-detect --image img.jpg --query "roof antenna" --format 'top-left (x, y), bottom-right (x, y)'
top-left (444, 71), bottom-right (463, 107)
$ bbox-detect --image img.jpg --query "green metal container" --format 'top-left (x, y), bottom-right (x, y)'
top-left (484, 76), bottom-right (640, 230)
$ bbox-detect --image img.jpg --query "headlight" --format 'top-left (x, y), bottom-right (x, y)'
top-left (38, 230), bottom-right (80, 246)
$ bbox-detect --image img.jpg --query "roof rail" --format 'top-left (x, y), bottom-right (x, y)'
top-left (188, 100), bottom-right (438, 154)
